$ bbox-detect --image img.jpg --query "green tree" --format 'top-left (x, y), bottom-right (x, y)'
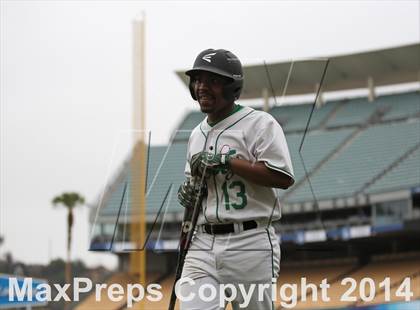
top-left (52, 192), bottom-right (85, 289)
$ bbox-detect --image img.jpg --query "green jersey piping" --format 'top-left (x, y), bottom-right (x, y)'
top-left (200, 134), bottom-right (210, 222)
top-left (199, 122), bottom-right (207, 139)
top-left (213, 174), bottom-right (221, 223)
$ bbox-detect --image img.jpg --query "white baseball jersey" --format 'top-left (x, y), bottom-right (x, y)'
top-left (185, 105), bottom-right (294, 225)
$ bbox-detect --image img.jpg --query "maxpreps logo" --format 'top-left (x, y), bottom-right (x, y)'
top-left (202, 52), bottom-right (217, 63)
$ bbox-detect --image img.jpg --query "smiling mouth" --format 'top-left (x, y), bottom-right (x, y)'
top-left (198, 92), bottom-right (214, 100)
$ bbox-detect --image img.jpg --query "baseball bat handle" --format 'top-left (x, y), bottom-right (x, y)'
top-left (168, 174), bottom-right (207, 310)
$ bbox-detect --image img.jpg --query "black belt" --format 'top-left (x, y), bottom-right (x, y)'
top-left (203, 220), bottom-right (258, 235)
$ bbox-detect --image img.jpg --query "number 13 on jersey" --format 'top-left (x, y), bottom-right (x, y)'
top-left (222, 180), bottom-right (247, 210)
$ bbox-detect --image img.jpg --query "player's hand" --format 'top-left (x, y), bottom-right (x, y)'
top-left (190, 151), bottom-right (231, 178)
top-left (177, 178), bottom-right (207, 209)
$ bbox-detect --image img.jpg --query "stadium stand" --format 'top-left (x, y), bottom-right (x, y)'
top-left (325, 98), bottom-right (381, 127)
top-left (377, 91), bottom-right (420, 121)
top-left (285, 129), bottom-right (355, 179)
top-left (282, 128), bottom-right (356, 200)
top-left (366, 147), bottom-right (420, 194)
top-left (287, 120), bottom-right (420, 203)
top-left (96, 143), bottom-right (187, 216)
top-left (269, 101), bottom-right (339, 132)
top-left (145, 142), bottom-right (188, 213)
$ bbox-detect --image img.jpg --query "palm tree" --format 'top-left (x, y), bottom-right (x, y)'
top-left (52, 192), bottom-right (85, 288)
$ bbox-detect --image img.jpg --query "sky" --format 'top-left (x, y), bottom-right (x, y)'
top-left (0, 0), bottom-right (419, 270)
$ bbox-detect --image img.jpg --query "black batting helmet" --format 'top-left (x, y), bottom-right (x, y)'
top-left (185, 48), bottom-right (243, 102)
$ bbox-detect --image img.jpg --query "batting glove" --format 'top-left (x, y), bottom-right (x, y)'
top-left (190, 151), bottom-right (231, 178)
top-left (177, 178), bottom-right (207, 209)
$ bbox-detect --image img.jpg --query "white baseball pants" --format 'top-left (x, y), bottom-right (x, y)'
top-left (179, 225), bottom-right (280, 310)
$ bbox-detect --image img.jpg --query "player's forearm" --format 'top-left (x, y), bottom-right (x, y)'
top-left (229, 159), bottom-right (294, 189)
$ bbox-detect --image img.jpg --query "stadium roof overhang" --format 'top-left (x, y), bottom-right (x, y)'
top-left (176, 43), bottom-right (420, 99)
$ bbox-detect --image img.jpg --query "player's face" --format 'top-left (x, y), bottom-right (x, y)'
top-left (192, 71), bottom-right (231, 115)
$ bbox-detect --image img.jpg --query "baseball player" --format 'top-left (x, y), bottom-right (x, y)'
top-left (177, 49), bottom-right (294, 310)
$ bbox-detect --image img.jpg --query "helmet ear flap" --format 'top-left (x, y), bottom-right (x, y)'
top-left (222, 86), bottom-right (234, 102)
top-left (188, 78), bottom-right (197, 101)
top-left (223, 80), bottom-right (243, 102)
